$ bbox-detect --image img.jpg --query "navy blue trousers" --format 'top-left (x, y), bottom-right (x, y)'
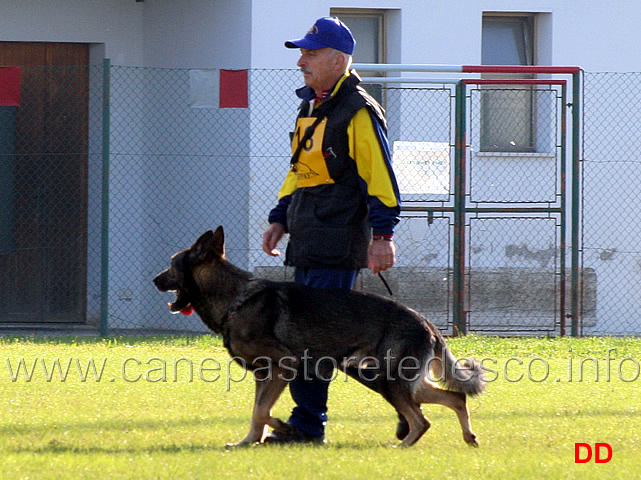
top-left (288, 267), bottom-right (359, 438)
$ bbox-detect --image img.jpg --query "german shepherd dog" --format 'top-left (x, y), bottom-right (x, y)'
top-left (153, 226), bottom-right (485, 447)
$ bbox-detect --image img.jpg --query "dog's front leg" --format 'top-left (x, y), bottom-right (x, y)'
top-left (226, 372), bottom-right (288, 448)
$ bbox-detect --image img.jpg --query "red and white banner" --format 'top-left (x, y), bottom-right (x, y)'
top-left (0, 67), bottom-right (21, 106)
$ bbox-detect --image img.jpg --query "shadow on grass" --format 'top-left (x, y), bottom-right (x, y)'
top-left (5, 437), bottom-right (396, 455)
top-left (5, 440), bottom-right (222, 455)
top-left (0, 414), bottom-right (247, 436)
top-left (472, 408), bottom-right (640, 420)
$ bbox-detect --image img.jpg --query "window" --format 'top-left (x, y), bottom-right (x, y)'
top-left (330, 9), bottom-right (385, 104)
top-left (481, 14), bottom-right (536, 152)
top-left (482, 16), bottom-right (533, 66)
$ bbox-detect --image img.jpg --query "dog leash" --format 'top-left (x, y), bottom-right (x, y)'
top-left (378, 272), bottom-right (393, 296)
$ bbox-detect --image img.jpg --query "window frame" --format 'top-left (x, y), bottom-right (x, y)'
top-left (330, 8), bottom-right (386, 105)
top-left (480, 13), bottom-right (538, 153)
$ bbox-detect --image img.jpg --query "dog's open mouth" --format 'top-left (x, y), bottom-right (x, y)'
top-left (168, 289), bottom-right (194, 315)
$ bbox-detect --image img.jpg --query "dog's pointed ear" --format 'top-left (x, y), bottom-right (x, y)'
top-left (212, 225), bottom-right (225, 257)
top-left (190, 228), bottom-right (224, 262)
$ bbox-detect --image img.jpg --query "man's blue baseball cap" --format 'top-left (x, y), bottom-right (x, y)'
top-left (285, 16), bottom-right (355, 55)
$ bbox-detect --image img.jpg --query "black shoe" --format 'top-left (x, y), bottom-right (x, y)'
top-left (263, 425), bottom-right (325, 445)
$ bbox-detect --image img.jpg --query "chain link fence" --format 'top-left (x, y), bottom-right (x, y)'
top-left (0, 64), bottom-right (638, 336)
top-left (582, 72), bottom-right (641, 335)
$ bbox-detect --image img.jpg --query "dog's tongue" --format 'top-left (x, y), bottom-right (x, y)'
top-left (168, 301), bottom-right (194, 315)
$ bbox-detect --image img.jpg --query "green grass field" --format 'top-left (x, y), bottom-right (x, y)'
top-left (0, 335), bottom-right (639, 479)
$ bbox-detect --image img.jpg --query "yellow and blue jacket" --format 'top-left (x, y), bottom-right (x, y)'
top-left (268, 70), bottom-right (401, 269)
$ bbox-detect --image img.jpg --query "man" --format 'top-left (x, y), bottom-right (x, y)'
top-left (262, 16), bottom-right (401, 444)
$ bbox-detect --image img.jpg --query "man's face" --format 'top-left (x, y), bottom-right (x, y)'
top-left (296, 48), bottom-right (343, 94)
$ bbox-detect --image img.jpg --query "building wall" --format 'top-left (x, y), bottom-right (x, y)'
top-left (0, 0), bottom-right (254, 329)
top-left (250, 0), bottom-right (640, 72)
top-left (142, 0), bottom-right (252, 69)
top-left (2, 1), bottom-right (639, 71)
top-left (2, 0), bottom-right (641, 333)
top-left (0, 0), bottom-right (144, 65)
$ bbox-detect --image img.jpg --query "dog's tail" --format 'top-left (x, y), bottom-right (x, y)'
top-left (419, 335), bottom-right (486, 397)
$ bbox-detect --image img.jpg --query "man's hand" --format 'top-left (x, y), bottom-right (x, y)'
top-left (262, 223), bottom-right (286, 257)
top-left (368, 238), bottom-right (396, 274)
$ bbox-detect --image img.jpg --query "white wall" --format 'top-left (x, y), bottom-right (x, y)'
top-left (0, 0), bottom-right (252, 69)
top-left (0, 0), bottom-right (144, 65)
top-left (142, 0), bottom-right (252, 69)
top-left (250, 0), bottom-right (640, 72)
top-left (127, 0), bottom-right (641, 73)
top-left (2, 1), bottom-right (639, 80)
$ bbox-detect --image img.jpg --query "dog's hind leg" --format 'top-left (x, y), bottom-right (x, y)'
top-left (381, 386), bottom-right (430, 447)
top-left (413, 380), bottom-right (478, 446)
top-left (227, 373), bottom-right (288, 448)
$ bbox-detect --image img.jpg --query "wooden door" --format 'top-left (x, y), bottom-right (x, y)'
top-left (0, 42), bottom-right (89, 323)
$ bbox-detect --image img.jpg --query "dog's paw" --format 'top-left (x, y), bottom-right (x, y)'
top-left (224, 440), bottom-right (258, 449)
top-left (393, 442), bottom-right (411, 449)
top-left (465, 433), bottom-right (480, 447)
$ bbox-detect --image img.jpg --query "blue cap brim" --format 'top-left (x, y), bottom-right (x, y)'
top-left (284, 38), bottom-right (328, 50)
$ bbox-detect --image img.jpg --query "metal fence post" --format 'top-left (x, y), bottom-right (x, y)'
top-left (100, 58), bottom-right (111, 337)
top-left (571, 69), bottom-right (583, 337)
top-left (452, 80), bottom-right (467, 336)
top-left (559, 82), bottom-right (568, 336)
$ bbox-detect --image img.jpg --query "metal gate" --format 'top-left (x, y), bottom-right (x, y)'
top-left (357, 64), bottom-right (582, 336)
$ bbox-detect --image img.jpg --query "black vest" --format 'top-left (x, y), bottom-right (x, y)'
top-left (285, 73), bottom-right (386, 270)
